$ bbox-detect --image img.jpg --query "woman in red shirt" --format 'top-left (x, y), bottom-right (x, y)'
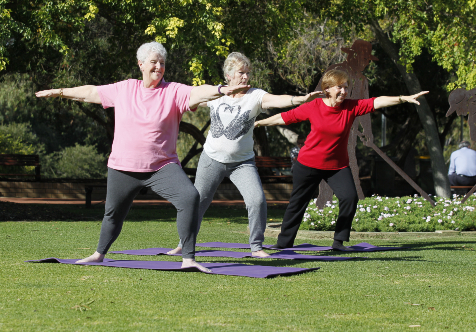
top-left (254, 69), bottom-right (428, 250)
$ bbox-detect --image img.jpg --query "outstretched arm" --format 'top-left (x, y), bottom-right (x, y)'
top-left (189, 84), bottom-right (250, 109)
top-left (261, 91), bottom-right (325, 109)
top-left (374, 91), bottom-right (429, 110)
top-left (254, 114), bottom-right (285, 127)
top-left (35, 86), bottom-right (101, 104)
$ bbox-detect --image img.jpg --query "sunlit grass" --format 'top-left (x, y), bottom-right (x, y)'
top-left (1, 205), bottom-right (476, 331)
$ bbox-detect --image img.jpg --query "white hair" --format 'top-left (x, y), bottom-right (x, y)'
top-left (136, 42), bottom-right (167, 63)
top-left (223, 52), bottom-right (251, 83)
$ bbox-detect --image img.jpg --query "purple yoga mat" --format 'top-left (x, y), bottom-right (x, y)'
top-left (26, 258), bottom-right (320, 278)
top-left (197, 241), bottom-right (406, 252)
top-left (196, 242), bottom-right (333, 251)
top-left (345, 242), bottom-right (407, 251)
top-left (110, 248), bottom-right (359, 261)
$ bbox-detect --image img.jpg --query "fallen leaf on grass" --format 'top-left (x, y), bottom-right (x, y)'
top-left (409, 325), bottom-right (421, 328)
top-left (71, 299), bottom-right (95, 312)
top-left (404, 302), bottom-right (422, 306)
top-left (428, 307), bottom-right (436, 311)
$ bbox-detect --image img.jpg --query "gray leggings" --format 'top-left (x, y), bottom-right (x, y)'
top-left (97, 164), bottom-right (199, 259)
top-left (178, 152), bottom-right (267, 251)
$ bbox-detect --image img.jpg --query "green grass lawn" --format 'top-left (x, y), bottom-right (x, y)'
top-left (1, 204), bottom-right (476, 331)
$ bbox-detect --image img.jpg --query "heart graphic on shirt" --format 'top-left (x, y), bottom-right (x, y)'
top-left (209, 103), bottom-right (255, 140)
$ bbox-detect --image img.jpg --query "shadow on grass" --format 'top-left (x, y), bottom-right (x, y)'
top-left (397, 240), bottom-right (476, 250)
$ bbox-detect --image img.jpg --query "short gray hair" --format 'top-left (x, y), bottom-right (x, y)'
top-left (137, 42), bottom-right (167, 63)
top-left (223, 52), bottom-right (251, 83)
top-left (459, 140), bottom-right (471, 149)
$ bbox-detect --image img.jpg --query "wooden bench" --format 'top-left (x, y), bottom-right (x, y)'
top-left (255, 156), bottom-right (293, 183)
top-left (450, 185), bottom-right (474, 195)
top-left (84, 184), bottom-right (148, 208)
top-left (84, 184), bottom-right (107, 208)
top-left (0, 154), bottom-right (41, 180)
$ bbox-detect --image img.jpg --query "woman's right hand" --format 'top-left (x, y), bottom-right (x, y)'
top-left (35, 89), bottom-right (61, 98)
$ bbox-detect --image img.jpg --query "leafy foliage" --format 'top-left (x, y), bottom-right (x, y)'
top-left (301, 194), bottom-right (476, 232)
top-left (42, 143), bottom-right (107, 179)
top-left (317, 0), bottom-right (476, 90)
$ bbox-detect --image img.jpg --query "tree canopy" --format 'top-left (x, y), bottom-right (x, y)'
top-left (2, 0), bottom-right (474, 197)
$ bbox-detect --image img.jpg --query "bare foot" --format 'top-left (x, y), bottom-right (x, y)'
top-left (166, 247), bottom-right (182, 255)
top-left (251, 250), bottom-right (270, 258)
top-left (76, 251), bottom-right (105, 263)
top-left (182, 258), bottom-right (212, 273)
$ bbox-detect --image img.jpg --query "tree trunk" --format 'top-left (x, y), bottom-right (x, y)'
top-left (253, 127), bottom-right (270, 156)
top-left (370, 20), bottom-right (451, 198)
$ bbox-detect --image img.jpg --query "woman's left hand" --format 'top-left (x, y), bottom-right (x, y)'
top-left (221, 84), bottom-right (251, 96)
top-left (303, 90), bottom-right (326, 103)
top-left (401, 91), bottom-right (430, 105)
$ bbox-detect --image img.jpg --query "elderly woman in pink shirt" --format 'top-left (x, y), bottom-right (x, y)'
top-left (36, 42), bottom-right (248, 272)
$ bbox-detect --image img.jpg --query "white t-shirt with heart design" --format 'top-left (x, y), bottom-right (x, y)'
top-left (204, 88), bottom-right (268, 163)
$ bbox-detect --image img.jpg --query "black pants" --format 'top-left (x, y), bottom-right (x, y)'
top-left (448, 173), bottom-right (476, 186)
top-left (277, 161), bottom-right (358, 248)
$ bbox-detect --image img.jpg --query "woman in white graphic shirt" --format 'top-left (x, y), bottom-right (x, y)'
top-left (168, 52), bottom-right (323, 257)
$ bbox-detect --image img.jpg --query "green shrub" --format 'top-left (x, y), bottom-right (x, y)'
top-left (301, 194), bottom-right (476, 232)
top-left (0, 123), bottom-right (39, 177)
top-left (42, 144), bottom-right (107, 179)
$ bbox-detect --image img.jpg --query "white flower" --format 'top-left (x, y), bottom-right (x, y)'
top-left (331, 221), bottom-right (335, 225)
top-left (378, 217), bottom-right (383, 221)
top-left (360, 208), bottom-right (365, 212)
top-left (389, 223), bottom-right (394, 227)
top-left (405, 206), bottom-right (411, 210)
top-left (311, 222), bottom-right (315, 226)
top-left (451, 220), bottom-right (455, 224)
top-left (366, 207), bottom-right (371, 213)
top-left (373, 205), bottom-right (378, 209)
top-left (406, 199), bottom-right (412, 204)
top-left (384, 206), bottom-right (389, 211)
top-left (438, 219), bottom-right (442, 223)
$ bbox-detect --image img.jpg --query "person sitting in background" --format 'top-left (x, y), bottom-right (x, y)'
top-left (290, 135), bottom-right (305, 172)
top-left (448, 140), bottom-right (476, 187)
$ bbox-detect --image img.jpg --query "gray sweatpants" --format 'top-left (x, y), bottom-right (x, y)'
top-left (179, 152), bottom-right (267, 251)
top-left (97, 164), bottom-right (199, 258)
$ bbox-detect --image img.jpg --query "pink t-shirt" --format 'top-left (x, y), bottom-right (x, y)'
top-left (281, 98), bottom-right (376, 170)
top-left (97, 79), bottom-right (194, 172)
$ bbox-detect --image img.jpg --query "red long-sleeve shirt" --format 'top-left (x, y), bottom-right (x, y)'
top-left (281, 98), bottom-right (376, 170)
